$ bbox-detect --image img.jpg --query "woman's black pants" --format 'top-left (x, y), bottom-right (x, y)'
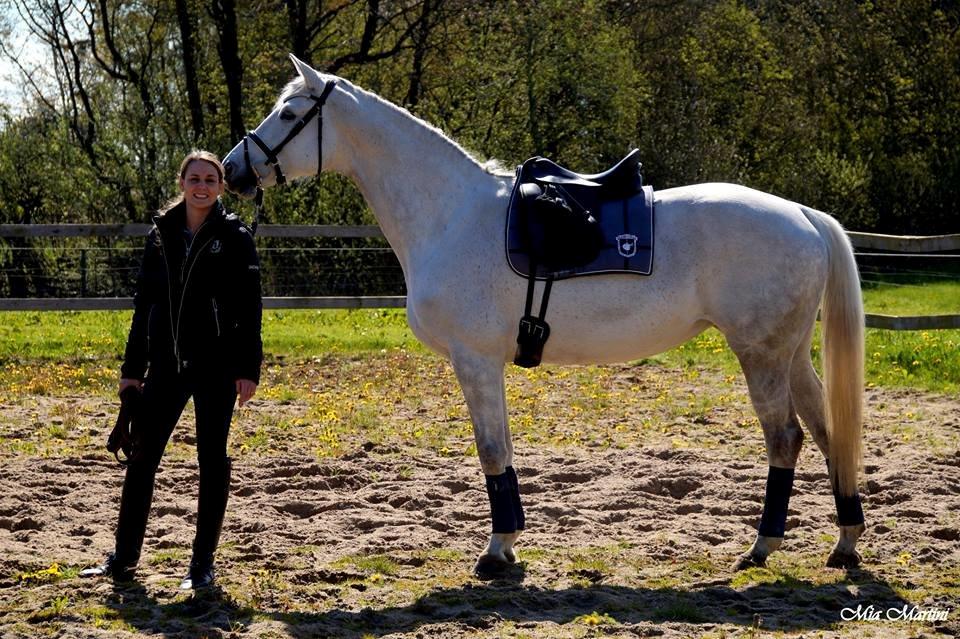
top-left (113, 366), bottom-right (236, 570)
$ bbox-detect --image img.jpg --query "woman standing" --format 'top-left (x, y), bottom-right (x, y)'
top-left (81, 150), bottom-right (262, 590)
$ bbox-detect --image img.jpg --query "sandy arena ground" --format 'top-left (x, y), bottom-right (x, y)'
top-left (0, 355), bottom-right (958, 638)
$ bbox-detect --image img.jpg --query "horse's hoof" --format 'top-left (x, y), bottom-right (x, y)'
top-left (732, 553), bottom-right (766, 571)
top-left (504, 548), bottom-right (516, 564)
top-left (826, 549), bottom-right (861, 569)
top-left (473, 554), bottom-right (514, 580)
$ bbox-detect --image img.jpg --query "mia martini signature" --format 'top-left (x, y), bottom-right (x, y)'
top-left (841, 604), bottom-right (950, 622)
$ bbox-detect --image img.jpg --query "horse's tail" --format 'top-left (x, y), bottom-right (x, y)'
top-left (801, 206), bottom-right (864, 498)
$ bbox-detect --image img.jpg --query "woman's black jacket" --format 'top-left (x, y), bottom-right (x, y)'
top-left (121, 201), bottom-right (263, 384)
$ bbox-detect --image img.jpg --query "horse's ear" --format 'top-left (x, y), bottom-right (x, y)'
top-left (289, 54), bottom-right (323, 90)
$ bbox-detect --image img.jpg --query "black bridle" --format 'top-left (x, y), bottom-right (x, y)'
top-left (241, 79), bottom-right (337, 233)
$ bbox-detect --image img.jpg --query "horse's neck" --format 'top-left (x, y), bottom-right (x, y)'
top-left (334, 88), bottom-right (497, 269)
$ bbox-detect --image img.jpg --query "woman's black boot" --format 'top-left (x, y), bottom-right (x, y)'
top-left (80, 462), bottom-right (156, 581)
top-left (180, 458), bottom-right (231, 590)
top-left (78, 552), bottom-right (137, 581)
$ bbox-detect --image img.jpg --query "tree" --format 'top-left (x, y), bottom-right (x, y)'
top-left (175, 0), bottom-right (205, 141)
top-left (0, 0), bottom-right (957, 234)
top-left (209, 0), bottom-right (244, 144)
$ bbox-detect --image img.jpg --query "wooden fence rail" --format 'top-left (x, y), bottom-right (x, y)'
top-left (846, 232), bottom-right (960, 253)
top-left (0, 296), bottom-right (406, 311)
top-left (3, 224), bottom-right (960, 249)
top-left (0, 224), bottom-right (385, 238)
top-left (1, 225), bottom-right (958, 329)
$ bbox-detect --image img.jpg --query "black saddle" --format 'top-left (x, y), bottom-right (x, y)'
top-left (509, 149), bottom-right (645, 274)
top-left (505, 149), bottom-right (650, 368)
top-left (525, 148), bottom-right (643, 194)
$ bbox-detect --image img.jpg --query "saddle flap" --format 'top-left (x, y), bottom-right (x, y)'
top-left (506, 181), bottom-right (654, 281)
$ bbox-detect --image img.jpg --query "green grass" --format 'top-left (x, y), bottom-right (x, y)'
top-left (0, 280), bottom-right (957, 393)
top-left (861, 280), bottom-right (959, 316)
top-left (656, 325), bottom-right (960, 393)
top-left (0, 310), bottom-right (131, 361)
top-left (0, 309), bottom-right (424, 362)
top-left (262, 309), bottom-right (423, 354)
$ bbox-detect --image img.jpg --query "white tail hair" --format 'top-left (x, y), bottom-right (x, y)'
top-left (801, 207), bottom-right (865, 497)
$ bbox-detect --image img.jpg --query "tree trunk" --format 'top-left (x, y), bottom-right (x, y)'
top-left (176, 0), bottom-right (205, 142)
top-left (404, 0), bottom-right (437, 109)
top-left (285, 0), bottom-right (309, 62)
top-left (210, 0), bottom-right (244, 143)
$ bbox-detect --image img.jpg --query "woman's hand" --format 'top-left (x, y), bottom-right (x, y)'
top-left (236, 379), bottom-right (257, 407)
top-left (119, 378), bottom-right (143, 396)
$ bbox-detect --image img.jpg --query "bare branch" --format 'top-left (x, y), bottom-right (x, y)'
top-left (327, 0), bottom-right (427, 72)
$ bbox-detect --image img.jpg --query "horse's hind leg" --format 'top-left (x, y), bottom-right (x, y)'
top-left (448, 347), bottom-right (523, 576)
top-left (729, 346), bottom-right (804, 570)
top-left (790, 336), bottom-right (865, 568)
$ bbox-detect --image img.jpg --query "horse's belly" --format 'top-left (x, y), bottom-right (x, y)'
top-left (538, 289), bottom-right (710, 365)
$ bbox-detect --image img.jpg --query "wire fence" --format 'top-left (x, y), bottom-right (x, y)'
top-left (1, 225), bottom-right (958, 329)
top-left (0, 235), bottom-right (405, 299)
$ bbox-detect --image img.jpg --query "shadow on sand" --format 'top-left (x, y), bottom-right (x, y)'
top-left (102, 564), bottom-right (928, 638)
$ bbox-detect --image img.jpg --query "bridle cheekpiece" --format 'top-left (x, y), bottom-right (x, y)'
top-left (240, 79), bottom-right (337, 233)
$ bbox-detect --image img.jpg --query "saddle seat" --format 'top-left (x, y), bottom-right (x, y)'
top-left (528, 149), bottom-right (643, 193)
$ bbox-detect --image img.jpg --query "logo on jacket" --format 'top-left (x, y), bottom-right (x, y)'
top-left (616, 234), bottom-right (639, 258)
top-left (210, 240), bottom-right (222, 254)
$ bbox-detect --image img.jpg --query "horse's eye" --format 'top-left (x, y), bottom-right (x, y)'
top-left (279, 109), bottom-right (296, 121)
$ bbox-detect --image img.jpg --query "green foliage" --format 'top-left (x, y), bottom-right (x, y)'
top-left (0, 1), bottom-right (956, 234)
top-left (671, 0), bottom-right (795, 183)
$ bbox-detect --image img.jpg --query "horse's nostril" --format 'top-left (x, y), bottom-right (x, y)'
top-left (223, 159), bottom-right (235, 180)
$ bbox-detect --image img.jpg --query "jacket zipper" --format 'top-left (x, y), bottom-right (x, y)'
top-left (159, 236), bottom-right (179, 371)
top-left (212, 298), bottom-right (221, 337)
top-left (175, 233), bottom-right (216, 371)
top-left (160, 218), bottom-right (214, 373)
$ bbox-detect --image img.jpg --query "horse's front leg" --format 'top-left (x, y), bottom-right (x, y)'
top-left (449, 347), bottom-right (523, 577)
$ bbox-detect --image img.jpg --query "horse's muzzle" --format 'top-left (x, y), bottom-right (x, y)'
top-left (222, 157), bottom-right (258, 199)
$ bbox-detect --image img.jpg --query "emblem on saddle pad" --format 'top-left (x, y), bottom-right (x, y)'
top-left (616, 234), bottom-right (639, 258)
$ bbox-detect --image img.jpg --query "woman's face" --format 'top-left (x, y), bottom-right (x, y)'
top-left (179, 160), bottom-right (225, 212)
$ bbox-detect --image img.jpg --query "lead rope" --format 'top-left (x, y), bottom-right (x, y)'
top-left (242, 134), bottom-right (263, 237)
top-left (251, 186), bottom-right (264, 237)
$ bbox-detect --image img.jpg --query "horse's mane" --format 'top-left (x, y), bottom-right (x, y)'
top-left (279, 77), bottom-right (510, 177)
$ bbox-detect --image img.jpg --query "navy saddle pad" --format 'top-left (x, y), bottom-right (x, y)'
top-left (506, 151), bottom-right (654, 280)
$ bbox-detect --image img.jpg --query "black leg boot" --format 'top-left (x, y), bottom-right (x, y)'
top-left (180, 458), bottom-right (231, 590)
top-left (80, 463), bottom-right (156, 581)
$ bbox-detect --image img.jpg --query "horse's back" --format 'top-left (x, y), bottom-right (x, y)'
top-left (534, 183), bottom-right (831, 362)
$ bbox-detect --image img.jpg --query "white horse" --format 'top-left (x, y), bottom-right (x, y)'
top-left (223, 56), bottom-right (867, 576)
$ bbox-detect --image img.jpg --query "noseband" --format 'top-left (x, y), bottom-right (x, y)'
top-left (240, 79), bottom-right (337, 233)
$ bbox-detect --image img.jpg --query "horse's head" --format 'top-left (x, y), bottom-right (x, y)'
top-left (223, 55), bottom-right (345, 198)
